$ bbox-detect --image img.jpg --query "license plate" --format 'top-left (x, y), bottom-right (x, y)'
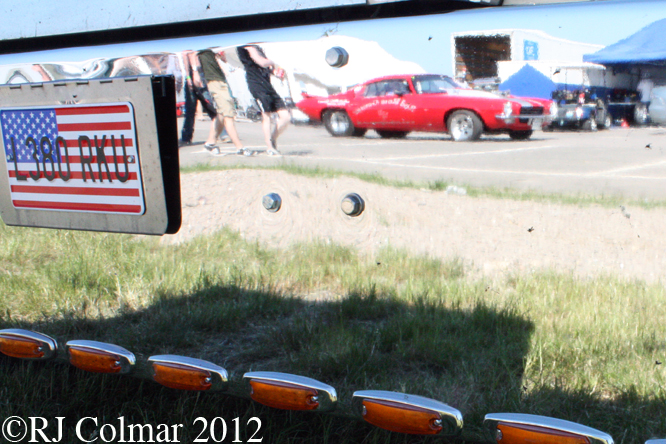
top-left (1, 103), bottom-right (145, 214)
top-left (565, 110), bottom-right (574, 118)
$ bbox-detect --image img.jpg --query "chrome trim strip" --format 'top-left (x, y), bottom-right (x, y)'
top-left (65, 339), bottom-right (136, 374)
top-left (0, 328), bottom-right (58, 360)
top-left (148, 354), bottom-right (229, 391)
top-left (243, 371), bottom-right (338, 411)
top-left (352, 390), bottom-right (463, 435)
top-left (484, 413), bottom-right (614, 444)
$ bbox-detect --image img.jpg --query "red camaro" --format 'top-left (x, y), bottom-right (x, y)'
top-left (297, 74), bottom-right (553, 141)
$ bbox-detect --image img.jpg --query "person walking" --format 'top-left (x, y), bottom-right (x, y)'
top-left (179, 50), bottom-right (217, 146)
top-left (197, 48), bottom-right (247, 155)
top-left (237, 44), bottom-right (290, 156)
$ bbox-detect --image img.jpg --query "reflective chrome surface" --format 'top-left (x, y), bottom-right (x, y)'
top-left (484, 413), bottom-right (614, 444)
top-left (243, 371), bottom-right (338, 411)
top-left (0, 328), bottom-right (58, 360)
top-left (148, 354), bottom-right (229, 391)
top-left (353, 390), bottom-right (463, 435)
top-left (65, 339), bottom-right (136, 374)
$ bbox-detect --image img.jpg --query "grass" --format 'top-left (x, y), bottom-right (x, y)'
top-left (1, 222), bottom-right (666, 443)
top-left (180, 163), bottom-right (666, 210)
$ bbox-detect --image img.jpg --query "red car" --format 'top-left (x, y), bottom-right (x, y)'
top-left (297, 74), bottom-right (552, 141)
top-left (176, 101), bottom-right (185, 117)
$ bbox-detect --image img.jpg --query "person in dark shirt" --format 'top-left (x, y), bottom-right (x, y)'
top-left (196, 49), bottom-right (247, 155)
top-left (237, 44), bottom-right (290, 156)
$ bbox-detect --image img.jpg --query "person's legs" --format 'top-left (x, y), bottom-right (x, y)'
top-left (252, 90), bottom-right (282, 154)
top-left (272, 108), bottom-right (290, 144)
top-left (206, 115), bottom-right (224, 143)
top-left (222, 116), bottom-right (243, 150)
top-left (181, 86), bottom-right (196, 143)
top-left (206, 80), bottom-right (245, 152)
top-left (219, 128), bottom-right (231, 143)
top-left (260, 90), bottom-right (288, 152)
top-left (261, 112), bottom-right (275, 150)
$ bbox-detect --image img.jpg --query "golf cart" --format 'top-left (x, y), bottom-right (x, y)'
top-left (544, 87), bottom-right (612, 131)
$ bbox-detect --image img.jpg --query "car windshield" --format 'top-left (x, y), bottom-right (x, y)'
top-left (412, 75), bottom-right (464, 94)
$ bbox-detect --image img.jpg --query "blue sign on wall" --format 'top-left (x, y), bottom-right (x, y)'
top-left (524, 40), bottom-right (539, 60)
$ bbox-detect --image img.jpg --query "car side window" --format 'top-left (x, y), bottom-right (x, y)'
top-left (379, 81), bottom-right (393, 96)
top-left (414, 79), bottom-right (431, 94)
top-left (364, 83), bottom-right (379, 97)
top-left (391, 80), bottom-right (410, 95)
top-left (371, 80), bottom-right (411, 97)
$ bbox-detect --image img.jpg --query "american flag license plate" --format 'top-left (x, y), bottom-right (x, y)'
top-left (1, 102), bottom-right (145, 215)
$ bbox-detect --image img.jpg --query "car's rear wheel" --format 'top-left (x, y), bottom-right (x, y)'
top-left (601, 111), bottom-right (613, 129)
top-left (447, 110), bottom-right (483, 141)
top-left (509, 130), bottom-right (533, 140)
top-left (596, 104), bottom-right (612, 129)
top-left (375, 130), bottom-right (409, 139)
top-left (323, 110), bottom-right (361, 137)
top-left (582, 117), bottom-right (598, 132)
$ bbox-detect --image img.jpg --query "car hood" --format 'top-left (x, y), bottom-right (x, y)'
top-left (449, 88), bottom-right (543, 107)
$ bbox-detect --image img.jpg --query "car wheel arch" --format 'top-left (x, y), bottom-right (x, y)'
top-left (322, 108), bottom-right (367, 137)
top-left (444, 108), bottom-right (486, 132)
top-left (321, 107), bottom-right (342, 122)
top-left (446, 109), bottom-right (485, 142)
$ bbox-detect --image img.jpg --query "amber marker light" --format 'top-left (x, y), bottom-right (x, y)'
top-left (352, 390), bottom-right (463, 436)
top-left (148, 355), bottom-right (228, 391)
top-left (243, 371), bottom-right (337, 412)
top-left (0, 329), bottom-right (57, 360)
top-left (65, 340), bottom-right (135, 374)
top-left (484, 413), bottom-right (613, 444)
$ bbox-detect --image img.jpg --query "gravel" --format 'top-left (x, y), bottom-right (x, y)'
top-left (165, 169), bottom-right (666, 283)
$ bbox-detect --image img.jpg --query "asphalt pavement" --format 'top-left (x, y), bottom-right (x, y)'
top-left (177, 117), bottom-right (666, 200)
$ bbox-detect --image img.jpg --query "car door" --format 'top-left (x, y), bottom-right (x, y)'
top-left (404, 76), bottom-right (458, 131)
top-left (346, 81), bottom-right (385, 127)
top-left (349, 79), bottom-right (415, 130)
top-left (378, 79), bottom-right (417, 130)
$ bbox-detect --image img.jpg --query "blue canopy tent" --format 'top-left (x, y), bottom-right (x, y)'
top-left (499, 64), bottom-right (555, 99)
top-left (584, 18), bottom-right (666, 66)
top-left (583, 18), bottom-right (666, 125)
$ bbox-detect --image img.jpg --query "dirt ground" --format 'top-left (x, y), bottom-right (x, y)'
top-left (164, 169), bottom-right (666, 284)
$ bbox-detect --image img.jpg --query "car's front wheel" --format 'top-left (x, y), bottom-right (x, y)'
top-left (509, 130), bottom-right (533, 140)
top-left (323, 110), bottom-right (363, 137)
top-left (375, 130), bottom-right (409, 139)
top-left (447, 110), bottom-right (483, 141)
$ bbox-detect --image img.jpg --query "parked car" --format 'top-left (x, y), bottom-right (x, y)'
top-left (544, 89), bottom-right (612, 131)
top-left (245, 103), bottom-right (262, 122)
top-left (296, 74), bottom-right (552, 141)
top-left (176, 101), bottom-right (185, 117)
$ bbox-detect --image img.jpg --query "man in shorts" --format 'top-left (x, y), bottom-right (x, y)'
top-left (197, 48), bottom-right (249, 156)
top-left (237, 44), bottom-right (290, 156)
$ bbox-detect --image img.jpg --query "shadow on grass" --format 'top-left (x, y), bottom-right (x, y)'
top-left (6, 282), bottom-right (663, 443)
top-left (1, 283), bottom-right (534, 443)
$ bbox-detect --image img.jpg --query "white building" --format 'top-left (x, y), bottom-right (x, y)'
top-left (451, 29), bottom-right (604, 85)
